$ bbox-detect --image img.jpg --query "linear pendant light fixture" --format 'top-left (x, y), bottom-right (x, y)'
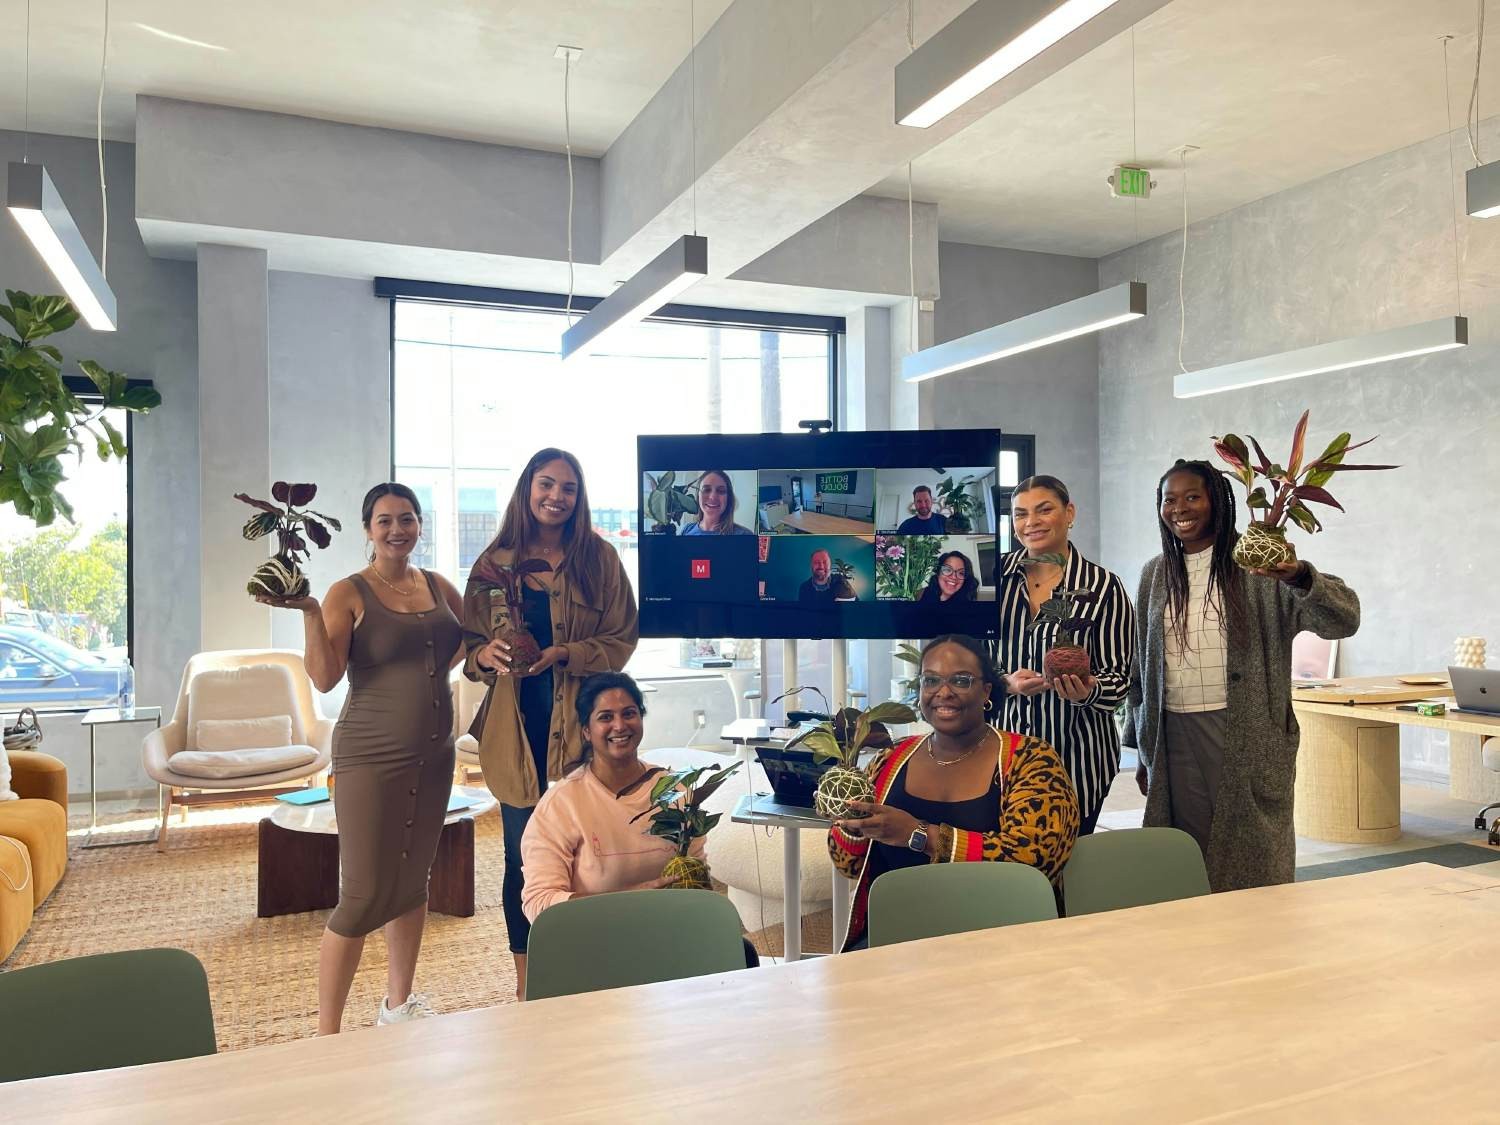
top-left (1173, 317), bottom-right (1468, 399)
top-left (902, 281), bottom-right (1146, 382)
top-left (560, 234), bottom-right (708, 360)
top-left (7, 162), bottom-right (118, 331)
top-left (897, 0), bottom-right (1126, 128)
top-left (1466, 162), bottom-right (1500, 216)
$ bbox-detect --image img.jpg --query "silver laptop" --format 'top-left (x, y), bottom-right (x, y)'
top-left (1448, 666), bottom-right (1500, 715)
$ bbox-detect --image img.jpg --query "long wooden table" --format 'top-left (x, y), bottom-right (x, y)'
top-left (9, 864), bottom-right (1500, 1121)
top-left (1293, 673), bottom-right (1500, 843)
top-left (778, 508), bottom-right (873, 535)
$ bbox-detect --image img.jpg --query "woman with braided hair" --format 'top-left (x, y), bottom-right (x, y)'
top-left (1124, 460), bottom-right (1360, 891)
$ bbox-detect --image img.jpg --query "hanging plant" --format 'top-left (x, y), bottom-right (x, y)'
top-left (236, 482), bottom-right (340, 599)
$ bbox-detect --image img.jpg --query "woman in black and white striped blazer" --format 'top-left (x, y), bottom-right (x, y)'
top-left (995, 475), bottom-right (1136, 835)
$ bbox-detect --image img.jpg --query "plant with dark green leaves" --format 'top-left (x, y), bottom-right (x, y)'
top-left (1213, 411), bottom-right (1396, 537)
top-left (0, 291), bottom-right (161, 526)
top-left (933, 473), bottom-right (981, 532)
top-left (790, 698), bottom-right (919, 821)
top-left (630, 761), bottom-right (742, 888)
top-left (236, 482), bottom-right (341, 598)
top-left (643, 470), bottom-right (702, 533)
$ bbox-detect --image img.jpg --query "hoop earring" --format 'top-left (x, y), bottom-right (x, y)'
top-left (365, 541), bottom-right (376, 564)
top-left (984, 697), bottom-right (995, 714)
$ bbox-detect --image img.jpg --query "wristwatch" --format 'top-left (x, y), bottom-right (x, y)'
top-left (907, 822), bottom-right (930, 853)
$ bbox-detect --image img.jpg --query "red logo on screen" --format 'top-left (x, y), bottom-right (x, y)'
top-left (691, 559), bottom-right (711, 579)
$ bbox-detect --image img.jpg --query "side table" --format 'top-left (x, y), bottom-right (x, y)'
top-left (80, 706), bottom-right (164, 849)
top-left (730, 792), bottom-right (852, 960)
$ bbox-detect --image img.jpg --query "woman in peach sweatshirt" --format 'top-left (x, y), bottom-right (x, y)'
top-left (520, 672), bottom-right (759, 974)
top-left (520, 672), bottom-right (702, 919)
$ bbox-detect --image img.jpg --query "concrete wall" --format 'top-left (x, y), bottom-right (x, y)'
top-left (924, 240), bottom-right (1102, 558)
top-left (1098, 122), bottom-right (1500, 779)
top-left (2, 129), bottom-right (200, 797)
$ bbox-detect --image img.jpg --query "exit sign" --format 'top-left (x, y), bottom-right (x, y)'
top-left (1111, 165), bottom-right (1152, 199)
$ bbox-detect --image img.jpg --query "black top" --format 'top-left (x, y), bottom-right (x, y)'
top-left (517, 584), bottom-right (556, 795)
top-left (871, 755), bottom-right (1002, 876)
top-left (897, 514), bottom-right (947, 534)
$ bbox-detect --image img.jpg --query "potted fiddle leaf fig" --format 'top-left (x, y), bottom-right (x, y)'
top-left (236, 482), bottom-right (340, 598)
top-left (630, 761), bottom-right (742, 888)
top-left (790, 700), bottom-right (919, 821)
top-left (1213, 411), bottom-right (1397, 571)
top-left (1022, 553), bottom-right (1096, 679)
top-left (643, 470), bottom-right (702, 534)
top-left (0, 291), bottom-right (161, 527)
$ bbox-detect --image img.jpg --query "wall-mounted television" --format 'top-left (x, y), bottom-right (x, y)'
top-left (638, 429), bottom-right (1003, 640)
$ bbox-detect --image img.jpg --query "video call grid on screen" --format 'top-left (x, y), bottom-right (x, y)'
top-left (638, 430), bottom-right (1003, 640)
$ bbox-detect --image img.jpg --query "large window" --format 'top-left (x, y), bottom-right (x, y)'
top-left (0, 405), bottom-right (131, 712)
top-left (390, 298), bottom-right (836, 677)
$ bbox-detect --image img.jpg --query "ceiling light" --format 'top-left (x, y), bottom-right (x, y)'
top-left (1173, 317), bottom-right (1468, 398)
top-left (902, 281), bottom-right (1145, 383)
top-left (560, 235), bottom-right (707, 360)
top-left (1467, 161), bottom-right (1500, 218)
top-left (7, 162), bottom-right (117, 331)
top-left (897, 0), bottom-right (1125, 128)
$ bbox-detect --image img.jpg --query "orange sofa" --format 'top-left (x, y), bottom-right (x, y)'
top-left (0, 751), bottom-right (68, 963)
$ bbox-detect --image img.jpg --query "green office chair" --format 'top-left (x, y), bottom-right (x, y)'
top-left (0, 948), bottom-right (217, 1082)
top-left (525, 889), bottom-right (748, 1001)
top-left (867, 862), bottom-right (1059, 947)
top-left (1062, 827), bottom-right (1211, 916)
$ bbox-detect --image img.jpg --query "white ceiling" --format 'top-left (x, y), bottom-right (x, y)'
top-left (5, 0), bottom-right (1498, 261)
top-left (0, 0), bottom-right (731, 153)
top-left (871, 0), bottom-right (1500, 257)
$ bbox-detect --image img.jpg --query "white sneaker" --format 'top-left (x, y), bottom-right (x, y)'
top-left (377, 992), bottom-right (436, 1025)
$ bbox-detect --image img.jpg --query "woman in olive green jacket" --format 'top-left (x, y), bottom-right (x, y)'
top-left (463, 448), bottom-right (637, 998)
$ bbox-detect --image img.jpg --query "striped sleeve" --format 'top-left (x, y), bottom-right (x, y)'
top-left (1075, 570), bottom-right (1136, 714)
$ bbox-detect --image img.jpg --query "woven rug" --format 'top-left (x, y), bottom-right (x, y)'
top-left (3, 803), bottom-right (823, 1052)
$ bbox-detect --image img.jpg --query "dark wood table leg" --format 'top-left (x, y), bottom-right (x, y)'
top-left (257, 818), bottom-right (340, 918)
top-left (429, 816), bottom-right (475, 918)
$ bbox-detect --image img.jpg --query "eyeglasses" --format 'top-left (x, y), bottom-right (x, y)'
top-left (919, 672), bottom-right (979, 692)
top-left (938, 565), bottom-right (966, 578)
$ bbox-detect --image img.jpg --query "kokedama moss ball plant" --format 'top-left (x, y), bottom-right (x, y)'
top-left (790, 700), bottom-right (919, 821)
top-left (474, 557), bottom-right (553, 674)
top-left (1021, 552), bottom-right (1097, 680)
top-left (1213, 410), bottom-right (1397, 572)
top-left (630, 761), bottom-right (742, 888)
top-left (236, 482), bottom-right (341, 599)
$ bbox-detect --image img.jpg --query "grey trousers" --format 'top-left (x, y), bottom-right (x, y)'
top-left (1164, 708), bottom-right (1228, 856)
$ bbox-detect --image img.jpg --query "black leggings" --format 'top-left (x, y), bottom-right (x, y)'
top-left (501, 802), bottom-right (535, 954)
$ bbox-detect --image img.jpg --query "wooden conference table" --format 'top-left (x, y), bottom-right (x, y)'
top-left (777, 508), bottom-right (873, 535)
top-left (1293, 673), bottom-right (1500, 843)
top-left (10, 864), bottom-right (1500, 1122)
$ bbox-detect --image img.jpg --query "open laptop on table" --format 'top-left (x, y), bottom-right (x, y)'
top-left (1448, 667), bottom-right (1500, 716)
top-left (750, 745), bottom-right (836, 821)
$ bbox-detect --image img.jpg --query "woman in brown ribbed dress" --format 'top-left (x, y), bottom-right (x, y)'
top-left (260, 483), bottom-right (463, 1035)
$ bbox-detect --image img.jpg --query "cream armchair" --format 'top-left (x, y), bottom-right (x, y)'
top-left (143, 650), bottom-right (334, 851)
top-left (452, 670), bottom-right (487, 786)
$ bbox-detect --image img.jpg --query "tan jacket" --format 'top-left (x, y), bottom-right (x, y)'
top-left (461, 540), bottom-right (639, 807)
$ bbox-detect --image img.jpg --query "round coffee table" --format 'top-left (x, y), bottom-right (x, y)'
top-left (257, 786), bottom-right (497, 919)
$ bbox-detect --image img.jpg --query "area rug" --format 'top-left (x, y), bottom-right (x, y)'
top-left (1296, 842), bottom-right (1500, 882)
top-left (2, 804), bottom-right (824, 1052)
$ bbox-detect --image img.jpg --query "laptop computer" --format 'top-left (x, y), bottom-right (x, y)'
top-left (1448, 666), bottom-right (1500, 716)
top-left (752, 745), bottom-right (836, 811)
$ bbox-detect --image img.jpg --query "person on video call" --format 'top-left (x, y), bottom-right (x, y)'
top-left (682, 469), bottom-right (754, 536)
top-left (799, 548), bottom-right (853, 603)
top-left (897, 485), bottom-right (947, 534)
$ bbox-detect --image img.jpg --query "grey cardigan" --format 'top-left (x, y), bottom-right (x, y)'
top-left (1124, 557), bottom-right (1360, 892)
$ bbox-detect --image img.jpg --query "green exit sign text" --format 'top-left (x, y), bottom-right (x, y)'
top-left (1111, 165), bottom-right (1152, 199)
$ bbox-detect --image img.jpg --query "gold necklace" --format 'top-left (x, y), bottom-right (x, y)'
top-left (367, 564), bottom-right (417, 596)
top-left (923, 728), bottom-right (991, 768)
